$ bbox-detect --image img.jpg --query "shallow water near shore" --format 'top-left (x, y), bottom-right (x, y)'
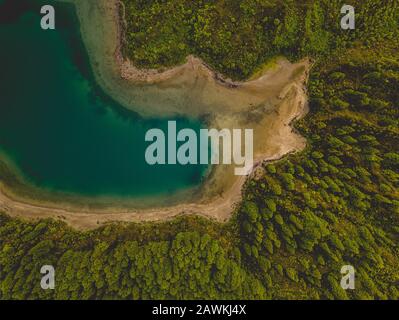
top-left (0, 1), bottom-right (208, 200)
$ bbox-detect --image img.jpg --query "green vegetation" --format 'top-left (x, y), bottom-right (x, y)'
top-left (121, 0), bottom-right (399, 80)
top-left (239, 44), bottom-right (399, 299)
top-left (0, 215), bottom-right (264, 299)
top-left (0, 0), bottom-right (398, 299)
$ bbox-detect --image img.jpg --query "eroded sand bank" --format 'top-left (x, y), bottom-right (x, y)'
top-left (0, 0), bottom-right (310, 229)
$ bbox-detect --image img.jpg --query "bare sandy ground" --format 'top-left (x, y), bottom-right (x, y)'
top-left (0, 0), bottom-right (310, 229)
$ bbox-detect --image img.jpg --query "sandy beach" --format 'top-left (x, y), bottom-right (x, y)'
top-left (0, 0), bottom-right (310, 229)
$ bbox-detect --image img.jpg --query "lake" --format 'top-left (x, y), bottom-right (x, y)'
top-left (0, 0), bottom-right (208, 202)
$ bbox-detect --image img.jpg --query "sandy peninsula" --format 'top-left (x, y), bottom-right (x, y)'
top-left (0, 0), bottom-right (310, 229)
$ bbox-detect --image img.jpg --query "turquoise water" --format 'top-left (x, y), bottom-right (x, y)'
top-left (0, 1), bottom-right (207, 199)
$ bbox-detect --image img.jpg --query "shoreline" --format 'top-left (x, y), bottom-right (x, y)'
top-left (0, 0), bottom-right (310, 229)
top-left (116, 0), bottom-right (262, 88)
top-left (0, 77), bottom-right (309, 230)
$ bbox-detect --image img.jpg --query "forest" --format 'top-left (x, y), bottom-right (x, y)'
top-left (120, 0), bottom-right (399, 79)
top-left (0, 0), bottom-right (398, 299)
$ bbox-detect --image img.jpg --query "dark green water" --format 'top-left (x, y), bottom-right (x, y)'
top-left (0, 1), bottom-right (207, 199)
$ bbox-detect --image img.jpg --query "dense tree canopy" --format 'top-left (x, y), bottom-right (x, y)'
top-left (0, 0), bottom-right (398, 299)
top-left (121, 0), bottom-right (399, 79)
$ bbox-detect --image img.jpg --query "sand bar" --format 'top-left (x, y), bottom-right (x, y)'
top-left (0, 0), bottom-right (310, 229)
